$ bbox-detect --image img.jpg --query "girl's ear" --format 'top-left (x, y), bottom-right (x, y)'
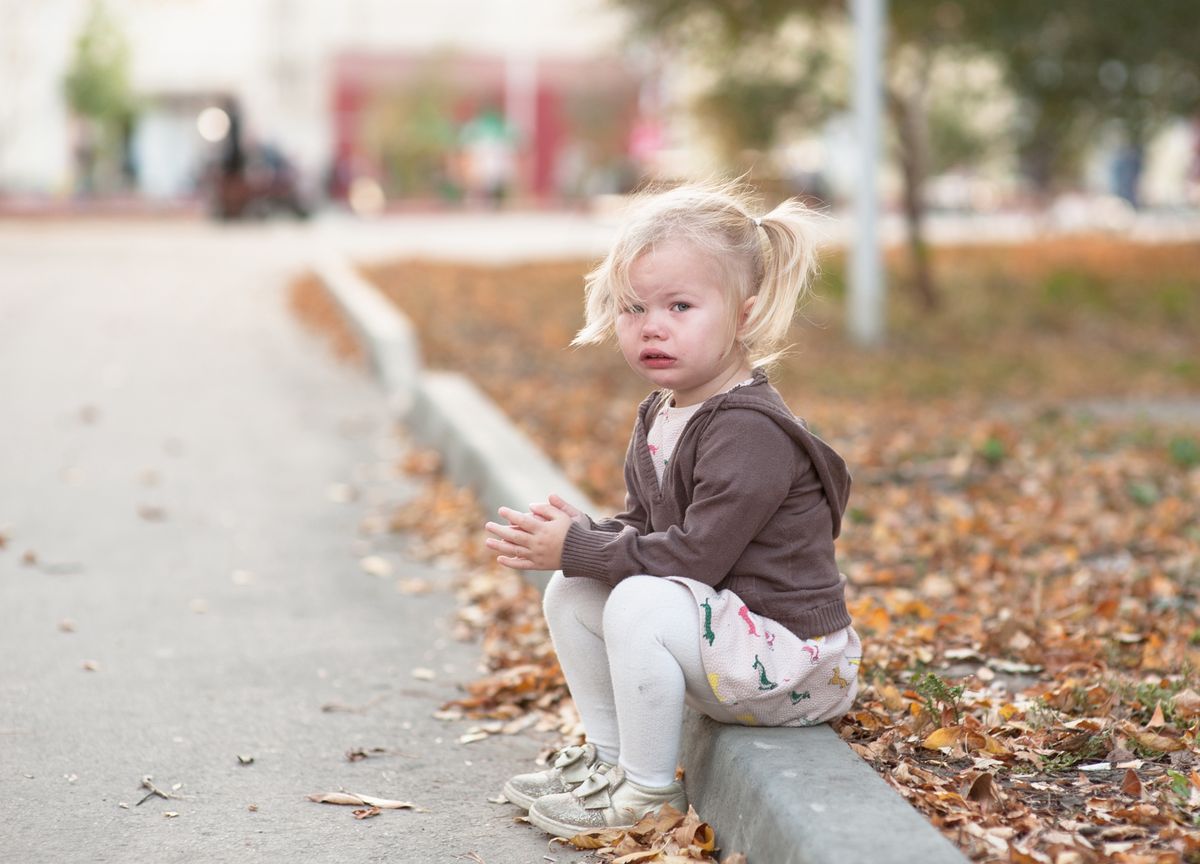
top-left (737, 295), bottom-right (757, 336)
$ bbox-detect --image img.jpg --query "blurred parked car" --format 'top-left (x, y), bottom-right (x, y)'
top-left (204, 143), bottom-right (312, 220)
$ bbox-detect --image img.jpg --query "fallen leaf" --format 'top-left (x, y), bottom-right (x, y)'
top-left (965, 772), bottom-right (1003, 813)
top-left (1120, 768), bottom-right (1142, 797)
top-left (58, 619), bottom-right (76, 633)
top-left (612, 851), bottom-right (661, 863)
top-left (921, 725), bottom-right (991, 752)
top-left (411, 667), bottom-right (436, 681)
top-left (567, 832), bottom-right (621, 849)
top-left (501, 714), bottom-right (539, 735)
top-left (922, 726), bottom-right (963, 750)
top-left (352, 806), bottom-right (381, 820)
top-left (236, 754), bottom-right (254, 765)
top-left (1121, 723), bottom-right (1187, 753)
top-left (248, 804), bottom-right (258, 812)
top-left (307, 791), bottom-right (415, 809)
top-left (163, 811), bottom-right (179, 818)
top-left (397, 578), bottom-right (434, 594)
top-left (672, 813), bottom-right (715, 851)
top-left (1171, 689), bottom-right (1200, 720)
top-left (360, 556), bottom-right (392, 577)
top-left (879, 682), bottom-right (907, 712)
top-left (81, 660), bottom-right (99, 672)
top-left (1146, 703), bottom-right (1165, 729)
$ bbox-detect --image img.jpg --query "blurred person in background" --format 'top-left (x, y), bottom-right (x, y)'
top-left (205, 98), bottom-right (310, 221)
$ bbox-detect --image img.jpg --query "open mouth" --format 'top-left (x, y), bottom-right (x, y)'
top-left (639, 350), bottom-right (676, 368)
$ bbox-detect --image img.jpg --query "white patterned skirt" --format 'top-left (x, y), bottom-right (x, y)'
top-left (666, 576), bottom-right (861, 727)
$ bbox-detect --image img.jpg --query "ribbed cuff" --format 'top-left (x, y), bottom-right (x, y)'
top-left (561, 522), bottom-right (619, 584)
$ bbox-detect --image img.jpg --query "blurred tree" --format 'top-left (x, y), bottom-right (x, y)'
top-left (618, 1), bottom-right (839, 174)
top-left (63, 0), bottom-right (137, 195)
top-left (962, 1), bottom-right (1200, 205)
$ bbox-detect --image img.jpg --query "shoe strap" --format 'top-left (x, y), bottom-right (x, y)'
top-left (552, 744), bottom-right (594, 783)
top-left (573, 765), bottom-right (623, 810)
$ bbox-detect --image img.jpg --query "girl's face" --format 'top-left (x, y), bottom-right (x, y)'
top-left (617, 239), bottom-right (754, 407)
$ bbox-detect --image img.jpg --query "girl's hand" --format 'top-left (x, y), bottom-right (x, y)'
top-left (548, 493), bottom-right (588, 525)
top-left (485, 504), bottom-right (573, 571)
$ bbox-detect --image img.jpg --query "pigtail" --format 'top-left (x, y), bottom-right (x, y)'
top-left (741, 199), bottom-right (825, 368)
top-left (573, 256), bottom-right (616, 346)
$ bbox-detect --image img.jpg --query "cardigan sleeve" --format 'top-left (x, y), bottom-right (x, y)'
top-left (561, 410), bottom-right (794, 585)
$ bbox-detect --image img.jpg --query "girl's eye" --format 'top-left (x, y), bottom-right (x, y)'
top-left (671, 302), bottom-right (691, 312)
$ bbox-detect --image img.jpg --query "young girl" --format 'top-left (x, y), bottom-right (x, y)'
top-left (484, 181), bottom-right (860, 839)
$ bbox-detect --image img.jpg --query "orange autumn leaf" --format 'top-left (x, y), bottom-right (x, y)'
top-left (922, 726), bottom-right (966, 750)
top-left (568, 832), bottom-right (620, 849)
top-left (1121, 768), bottom-right (1143, 798)
top-left (672, 818), bottom-right (715, 852)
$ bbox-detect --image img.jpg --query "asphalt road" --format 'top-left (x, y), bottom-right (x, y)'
top-left (0, 221), bottom-right (589, 864)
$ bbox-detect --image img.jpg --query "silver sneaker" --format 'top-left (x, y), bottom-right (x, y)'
top-left (527, 765), bottom-right (687, 839)
top-left (501, 743), bottom-right (610, 810)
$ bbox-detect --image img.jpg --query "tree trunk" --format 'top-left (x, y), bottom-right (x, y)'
top-left (887, 85), bottom-right (938, 311)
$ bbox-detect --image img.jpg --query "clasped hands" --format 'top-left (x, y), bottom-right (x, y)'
top-left (484, 493), bottom-right (585, 571)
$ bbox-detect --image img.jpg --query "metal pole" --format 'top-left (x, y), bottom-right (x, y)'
top-left (850, 0), bottom-right (886, 346)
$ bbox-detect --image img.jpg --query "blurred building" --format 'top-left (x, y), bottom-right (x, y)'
top-left (0, 0), bottom-right (650, 206)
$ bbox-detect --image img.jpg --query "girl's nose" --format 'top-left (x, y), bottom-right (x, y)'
top-left (641, 312), bottom-right (667, 339)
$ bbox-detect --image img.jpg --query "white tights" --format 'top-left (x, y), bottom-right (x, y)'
top-left (542, 572), bottom-right (730, 788)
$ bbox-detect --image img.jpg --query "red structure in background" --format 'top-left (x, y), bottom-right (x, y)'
top-left (329, 51), bottom-right (645, 205)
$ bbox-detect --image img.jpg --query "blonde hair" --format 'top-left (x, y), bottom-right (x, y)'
top-left (572, 179), bottom-right (823, 368)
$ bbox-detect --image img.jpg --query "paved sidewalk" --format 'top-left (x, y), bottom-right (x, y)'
top-left (0, 224), bottom-right (589, 864)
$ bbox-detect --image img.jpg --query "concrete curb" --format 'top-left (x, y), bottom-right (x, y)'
top-left (315, 255), bottom-right (967, 864)
top-left (314, 251), bottom-right (420, 413)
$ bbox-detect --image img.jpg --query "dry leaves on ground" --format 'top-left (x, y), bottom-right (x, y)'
top-left (551, 804), bottom-right (746, 863)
